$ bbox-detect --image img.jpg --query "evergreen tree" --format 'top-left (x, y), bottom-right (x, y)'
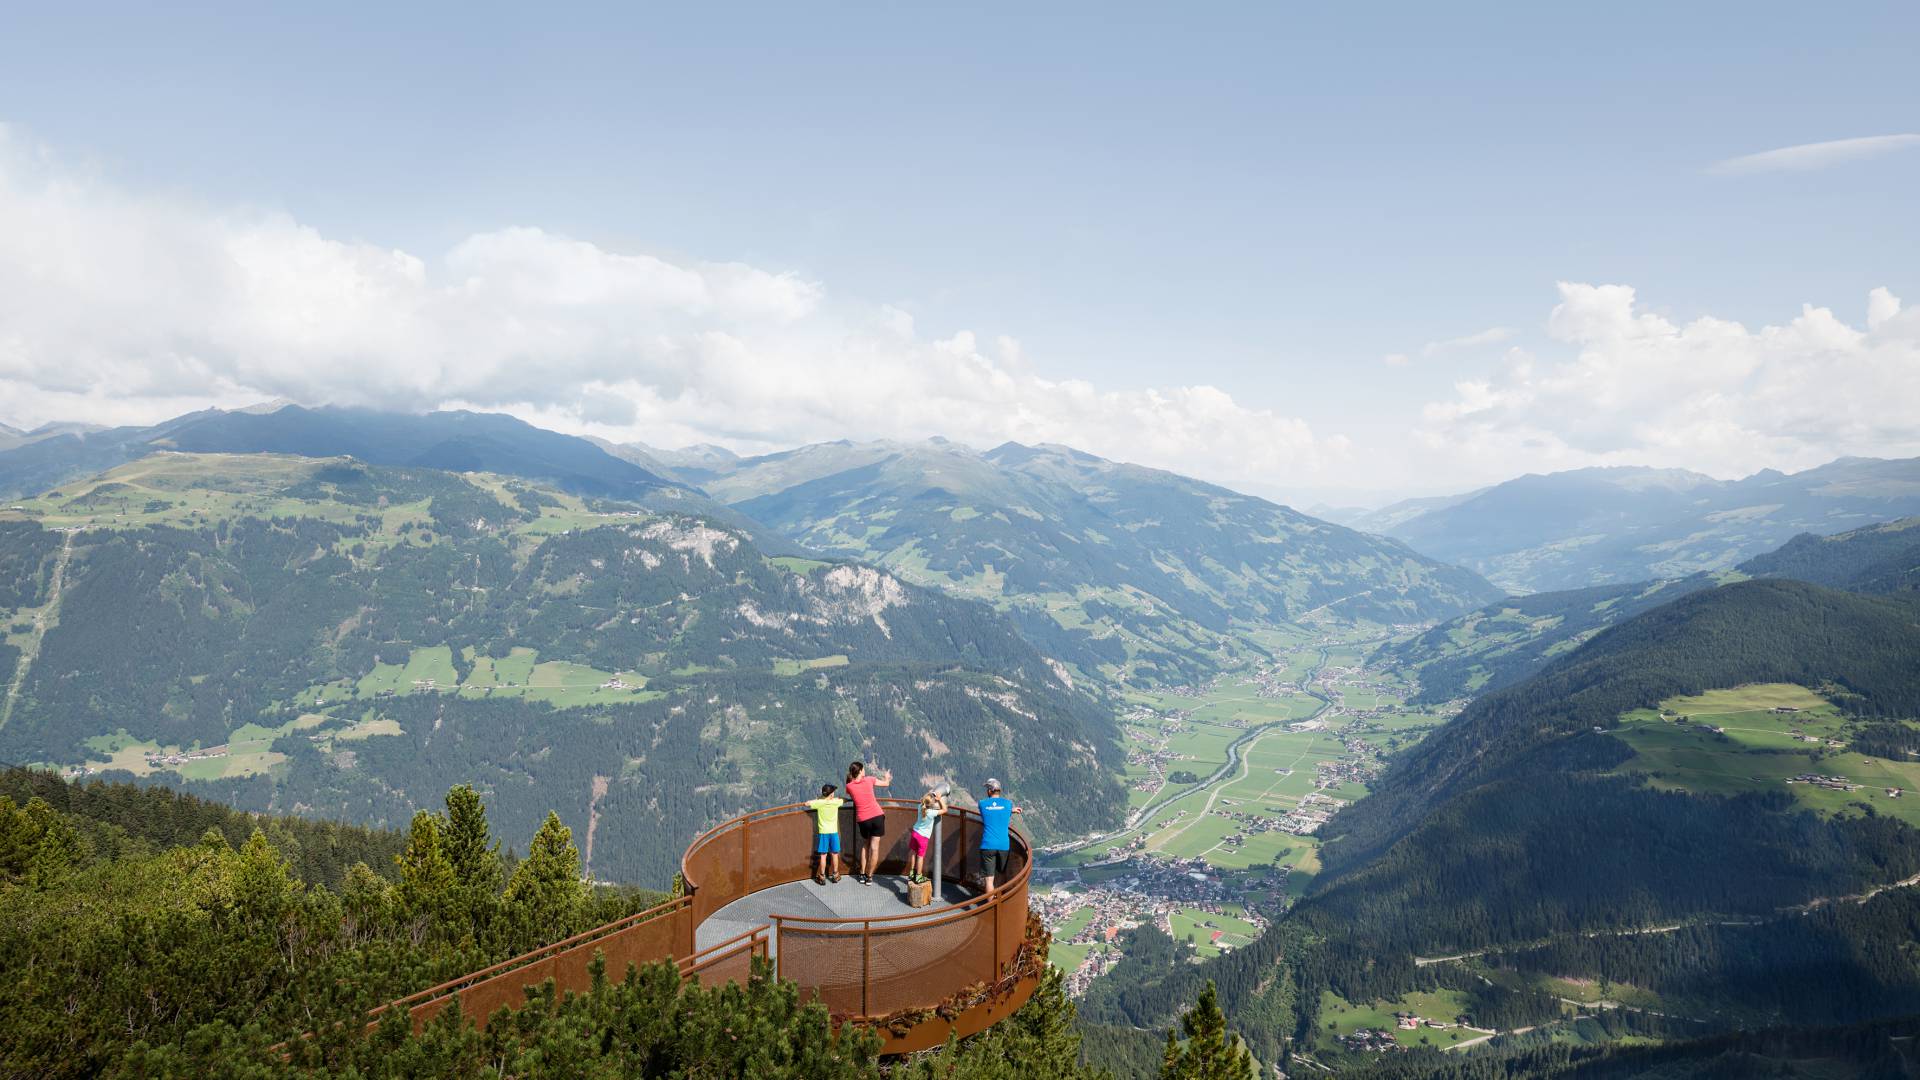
top-left (441, 784), bottom-right (503, 932)
top-left (499, 811), bottom-right (585, 951)
top-left (1159, 982), bottom-right (1252, 1080)
top-left (394, 810), bottom-right (455, 933)
top-left (908, 967), bottom-right (1109, 1080)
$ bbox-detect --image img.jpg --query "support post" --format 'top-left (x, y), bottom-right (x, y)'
top-left (931, 813), bottom-right (943, 903)
top-left (861, 921), bottom-right (871, 1017)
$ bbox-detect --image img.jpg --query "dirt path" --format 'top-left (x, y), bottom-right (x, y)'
top-left (1445, 1025), bottom-right (1529, 1052)
top-left (1, 530), bottom-right (76, 732)
top-left (583, 774), bottom-right (610, 876)
top-left (1416, 871), bottom-right (1920, 966)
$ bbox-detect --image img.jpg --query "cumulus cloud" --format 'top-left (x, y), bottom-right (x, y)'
top-left (1711, 133), bottom-right (1920, 174)
top-left (0, 128), bottom-right (1334, 493)
top-left (1418, 281), bottom-right (1920, 478)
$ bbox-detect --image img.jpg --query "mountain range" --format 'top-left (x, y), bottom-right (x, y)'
top-left (1, 407), bottom-right (1505, 687)
top-left (0, 453), bottom-right (1120, 882)
top-left (1352, 460), bottom-right (1920, 594)
top-left (605, 435), bottom-right (1502, 684)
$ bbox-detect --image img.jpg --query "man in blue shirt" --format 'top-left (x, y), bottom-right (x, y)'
top-left (977, 778), bottom-right (1022, 892)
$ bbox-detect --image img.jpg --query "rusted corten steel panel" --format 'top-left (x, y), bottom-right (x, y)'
top-left (372, 797), bottom-right (1035, 1055)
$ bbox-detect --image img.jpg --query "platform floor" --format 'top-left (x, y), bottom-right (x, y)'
top-left (696, 875), bottom-right (978, 955)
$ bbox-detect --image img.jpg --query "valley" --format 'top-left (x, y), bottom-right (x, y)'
top-left (1034, 626), bottom-right (1464, 994)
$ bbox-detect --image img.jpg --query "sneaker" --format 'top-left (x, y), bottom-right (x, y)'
top-left (861, 875), bottom-right (873, 886)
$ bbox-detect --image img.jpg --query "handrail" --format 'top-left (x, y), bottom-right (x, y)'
top-left (678, 924), bottom-right (767, 973)
top-left (767, 833), bottom-right (1031, 927)
top-left (680, 797), bottom-right (1032, 926)
top-left (376, 893), bottom-right (691, 1015)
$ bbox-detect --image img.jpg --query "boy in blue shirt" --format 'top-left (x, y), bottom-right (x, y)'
top-left (977, 778), bottom-right (1022, 892)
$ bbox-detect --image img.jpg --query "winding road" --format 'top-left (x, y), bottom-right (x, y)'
top-left (1052, 645), bottom-right (1338, 859)
top-left (1, 529), bottom-right (76, 732)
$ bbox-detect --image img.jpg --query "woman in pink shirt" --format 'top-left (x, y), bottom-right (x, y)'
top-left (844, 760), bottom-right (892, 885)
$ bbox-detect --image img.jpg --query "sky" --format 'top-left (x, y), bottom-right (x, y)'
top-left (2, 2), bottom-right (1917, 506)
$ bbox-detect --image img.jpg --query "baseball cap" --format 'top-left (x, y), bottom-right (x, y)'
top-left (984, 777), bottom-right (1001, 790)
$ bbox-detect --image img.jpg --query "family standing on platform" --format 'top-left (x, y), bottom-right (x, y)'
top-left (804, 762), bottom-right (1020, 892)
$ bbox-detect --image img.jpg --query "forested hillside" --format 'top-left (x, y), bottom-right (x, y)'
top-left (1740, 516), bottom-right (1920, 596)
top-left (1075, 577), bottom-right (1920, 1073)
top-left (1374, 574), bottom-right (1719, 704)
top-left (0, 767), bottom-right (1140, 1078)
top-left (0, 454), bottom-right (1121, 882)
top-left (1317, 580), bottom-right (1920, 923)
top-left (1378, 514), bottom-right (1920, 707)
top-left (702, 438), bottom-right (1499, 685)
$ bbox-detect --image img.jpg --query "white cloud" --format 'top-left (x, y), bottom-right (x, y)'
top-left (1418, 282), bottom-right (1920, 479)
top-left (0, 128), bottom-right (1335, 494)
top-left (1711, 133), bottom-right (1920, 174)
top-left (1382, 326), bottom-right (1515, 365)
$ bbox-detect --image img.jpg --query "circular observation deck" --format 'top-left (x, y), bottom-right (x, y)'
top-left (680, 798), bottom-right (1044, 1053)
top-left (367, 798), bottom-right (1042, 1056)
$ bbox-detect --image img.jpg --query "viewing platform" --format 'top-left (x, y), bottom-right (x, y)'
top-left (378, 798), bottom-right (1043, 1055)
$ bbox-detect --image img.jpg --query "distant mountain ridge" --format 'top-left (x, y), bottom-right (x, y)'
top-left (674, 436), bottom-right (1502, 684)
top-left (1372, 459), bottom-right (1920, 593)
top-left (0, 406), bottom-right (681, 502)
top-left (1378, 514), bottom-right (1920, 704)
top-left (0, 405), bottom-right (809, 553)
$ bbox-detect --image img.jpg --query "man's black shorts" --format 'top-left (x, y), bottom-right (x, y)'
top-left (857, 814), bottom-right (886, 839)
top-left (980, 848), bottom-right (1009, 877)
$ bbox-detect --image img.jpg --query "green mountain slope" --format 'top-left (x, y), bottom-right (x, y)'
top-left (1378, 515), bottom-right (1920, 705)
top-left (1078, 579), bottom-right (1920, 1068)
top-left (1379, 458), bottom-right (1920, 593)
top-left (0, 454), bottom-right (1121, 882)
top-left (1739, 515), bottom-right (1920, 596)
top-left (1313, 579), bottom-right (1920, 952)
top-left (708, 439), bottom-right (1501, 685)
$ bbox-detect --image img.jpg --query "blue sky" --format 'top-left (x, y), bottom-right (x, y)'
top-left (2, 3), bottom-right (1917, 503)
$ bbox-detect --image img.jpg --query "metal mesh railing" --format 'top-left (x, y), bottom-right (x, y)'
top-left (372, 795), bottom-right (1031, 1037)
top-left (681, 798), bottom-right (1032, 1021)
top-left (680, 926), bottom-right (768, 988)
top-left (381, 895), bottom-right (694, 1031)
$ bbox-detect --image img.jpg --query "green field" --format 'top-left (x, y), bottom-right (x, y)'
top-left (79, 728), bottom-right (287, 780)
top-left (292, 646), bottom-right (659, 711)
top-left (772, 655), bottom-right (849, 675)
top-left (1612, 684), bottom-right (1920, 826)
top-left (1316, 989), bottom-right (1483, 1050)
top-left (1168, 906), bottom-right (1259, 958)
top-left (1056, 905), bottom-right (1098, 941)
top-left (356, 645), bottom-right (462, 696)
top-left (1049, 940), bottom-right (1111, 974)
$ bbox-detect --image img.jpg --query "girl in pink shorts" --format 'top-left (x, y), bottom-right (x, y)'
top-left (908, 787), bottom-right (948, 884)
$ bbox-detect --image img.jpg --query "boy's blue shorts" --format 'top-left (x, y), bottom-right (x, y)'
top-left (815, 832), bottom-right (841, 854)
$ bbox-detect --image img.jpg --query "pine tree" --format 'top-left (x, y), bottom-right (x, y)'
top-left (394, 810), bottom-right (455, 933)
top-left (499, 811), bottom-right (585, 951)
top-left (907, 966), bottom-right (1110, 1080)
top-left (441, 784), bottom-right (503, 932)
top-left (1159, 982), bottom-right (1252, 1080)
